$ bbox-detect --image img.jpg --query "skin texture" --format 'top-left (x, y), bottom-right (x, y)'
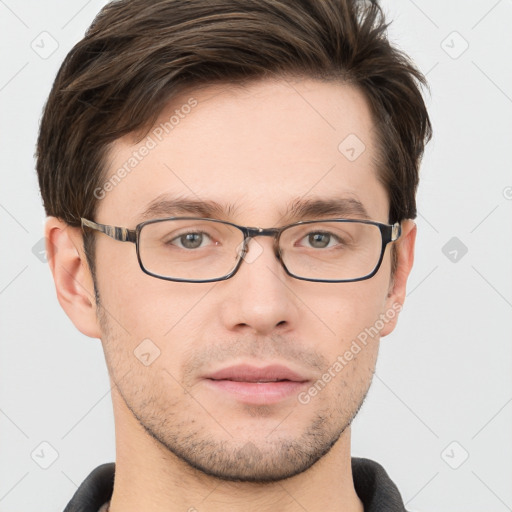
top-left (46, 77), bottom-right (416, 512)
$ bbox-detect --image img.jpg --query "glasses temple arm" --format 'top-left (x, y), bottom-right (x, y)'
top-left (81, 218), bottom-right (136, 243)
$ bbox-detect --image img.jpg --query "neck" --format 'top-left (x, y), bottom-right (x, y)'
top-left (108, 397), bottom-right (364, 512)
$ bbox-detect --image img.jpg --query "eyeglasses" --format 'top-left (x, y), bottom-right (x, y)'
top-left (81, 217), bottom-right (401, 283)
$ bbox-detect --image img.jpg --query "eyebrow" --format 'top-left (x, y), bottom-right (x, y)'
top-left (138, 194), bottom-right (371, 224)
top-left (285, 197), bottom-right (370, 222)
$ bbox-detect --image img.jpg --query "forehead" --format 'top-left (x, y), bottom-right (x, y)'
top-left (98, 77), bottom-right (388, 225)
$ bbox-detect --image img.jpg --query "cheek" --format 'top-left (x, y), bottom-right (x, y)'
top-left (96, 269), bottom-right (216, 383)
top-left (299, 279), bottom-right (389, 387)
top-left (95, 242), bottom-right (210, 337)
top-left (312, 273), bottom-right (390, 343)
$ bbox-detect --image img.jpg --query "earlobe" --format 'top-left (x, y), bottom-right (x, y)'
top-left (380, 219), bottom-right (416, 337)
top-left (45, 217), bottom-right (101, 339)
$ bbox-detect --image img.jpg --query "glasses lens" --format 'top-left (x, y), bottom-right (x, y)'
top-left (139, 219), bottom-right (244, 281)
top-left (279, 220), bottom-right (382, 281)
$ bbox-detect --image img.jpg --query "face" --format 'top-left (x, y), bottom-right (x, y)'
top-left (91, 77), bottom-right (403, 482)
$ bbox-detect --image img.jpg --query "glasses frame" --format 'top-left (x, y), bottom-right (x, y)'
top-left (81, 216), bottom-right (401, 283)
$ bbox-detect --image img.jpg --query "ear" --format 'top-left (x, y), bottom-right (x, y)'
top-left (380, 219), bottom-right (416, 337)
top-left (45, 217), bottom-right (101, 339)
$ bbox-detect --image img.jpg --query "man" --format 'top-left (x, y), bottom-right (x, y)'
top-left (37, 0), bottom-right (431, 510)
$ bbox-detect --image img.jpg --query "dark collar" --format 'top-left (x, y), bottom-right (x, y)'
top-left (64, 457), bottom-right (408, 512)
top-left (352, 457), bottom-right (409, 511)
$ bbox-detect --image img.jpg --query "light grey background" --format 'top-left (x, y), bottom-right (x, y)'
top-left (1, 1), bottom-right (511, 511)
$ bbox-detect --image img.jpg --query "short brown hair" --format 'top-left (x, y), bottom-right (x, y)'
top-left (36, 0), bottom-right (431, 276)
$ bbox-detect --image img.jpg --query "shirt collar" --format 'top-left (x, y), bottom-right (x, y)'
top-left (64, 457), bottom-right (408, 512)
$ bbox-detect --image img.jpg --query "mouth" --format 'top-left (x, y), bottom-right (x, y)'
top-left (203, 364), bottom-right (309, 405)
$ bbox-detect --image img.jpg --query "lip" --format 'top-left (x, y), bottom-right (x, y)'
top-left (203, 364), bottom-right (310, 405)
top-left (206, 364), bottom-right (308, 383)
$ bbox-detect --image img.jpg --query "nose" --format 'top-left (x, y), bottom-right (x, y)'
top-left (218, 236), bottom-right (300, 336)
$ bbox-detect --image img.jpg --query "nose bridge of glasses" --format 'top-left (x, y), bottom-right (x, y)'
top-left (241, 226), bottom-right (282, 258)
top-left (245, 226), bottom-right (281, 238)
